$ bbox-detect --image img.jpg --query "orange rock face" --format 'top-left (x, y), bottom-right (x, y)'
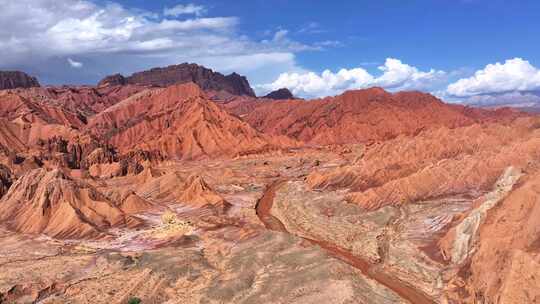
top-left (7, 85), bottom-right (147, 116)
top-left (0, 91), bottom-right (86, 128)
top-left (224, 88), bottom-right (523, 145)
top-left (88, 83), bottom-right (293, 159)
top-left (461, 172), bottom-right (540, 303)
top-left (306, 117), bottom-right (539, 206)
top-left (0, 169), bottom-right (140, 238)
top-left (178, 174), bottom-right (229, 210)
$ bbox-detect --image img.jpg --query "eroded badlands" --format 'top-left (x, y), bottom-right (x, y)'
top-left (0, 67), bottom-right (539, 303)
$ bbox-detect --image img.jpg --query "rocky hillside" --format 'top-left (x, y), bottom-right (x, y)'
top-left (98, 63), bottom-right (255, 97)
top-left (9, 85), bottom-right (148, 116)
top-left (87, 83), bottom-right (292, 159)
top-left (0, 168), bottom-right (141, 238)
top-left (225, 87), bottom-right (524, 145)
top-left (0, 71), bottom-right (40, 90)
top-left (263, 88), bottom-right (295, 100)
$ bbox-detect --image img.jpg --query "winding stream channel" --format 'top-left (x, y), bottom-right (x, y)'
top-left (255, 180), bottom-right (435, 304)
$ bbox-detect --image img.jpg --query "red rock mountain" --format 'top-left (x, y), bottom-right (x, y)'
top-left (88, 83), bottom-right (291, 159)
top-left (224, 87), bottom-right (523, 145)
top-left (8, 85), bottom-right (147, 117)
top-left (0, 71), bottom-right (40, 90)
top-left (98, 63), bottom-right (256, 97)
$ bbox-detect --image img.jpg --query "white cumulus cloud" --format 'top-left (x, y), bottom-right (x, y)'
top-left (67, 58), bottom-right (83, 68)
top-left (260, 58), bottom-right (446, 98)
top-left (260, 28), bottom-right (320, 52)
top-left (465, 92), bottom-right (540, 108)
top-left (374, 58), bottom-right (446, 90)
top-left (164, 4), bottom-right (206, 17)
top-left (447, 58), bottom-right (540, 97)
top-left (0, 0), bottom-right (331, 85)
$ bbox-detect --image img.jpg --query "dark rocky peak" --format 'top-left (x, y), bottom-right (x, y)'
top-left (0, 71), bottom-right (40, 90)
top-left (98, 73), bottom-right (127, 87)
top-left (98, 63), bottom-right (256, 97)
top-left (263, 88), bottom-right (295, 100)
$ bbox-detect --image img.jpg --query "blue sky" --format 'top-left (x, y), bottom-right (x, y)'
top-left (1, 0), bottom-right (539, 105)
top-left (109, 0), bottom-right (540, 72)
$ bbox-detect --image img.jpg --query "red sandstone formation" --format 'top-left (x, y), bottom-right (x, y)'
top-left (0, 91), bottom-right (86, 128)
top-left (8, 84), bottom-right (147, 117)
top-left (307, 117), bottom-right (539, 209)
top-left (104, 188), bottom-right (155, 214)
top-left (0, 168), bottom-right (140, 238)
top-left (0, 115), bottom-right (114, 172)
top-left (135, 170), bottom-right (228, 210)
top-left (0, 86), bottom-right (158, 174)
top-left (178, 174), bottom-right (229, 209)
top-left (0, 119), bottom-right (28, 155)
top-left (454, 172), bottom-right (540, 303)
top-left (224, 88), bottom-right (523, 145)
top-left (88, 83), bottom-right (291, 159)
